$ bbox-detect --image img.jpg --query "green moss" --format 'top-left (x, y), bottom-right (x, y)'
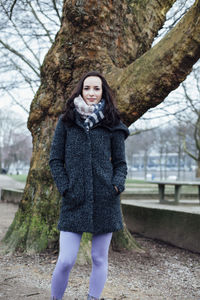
top-left (22, 212), bottom-right (59, 253)
top-left (3, 210), bottom-right (31, 252)
top-left (3, 185), bottom-right (60, 254)
top-left (81, 232), bottom-right (92, 244)
top-left (76, 233), bottom-right (92, 265)
top-left (59, 36), bottom-right (66, 46)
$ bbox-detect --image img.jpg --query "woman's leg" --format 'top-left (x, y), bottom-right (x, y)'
top-left (51, 231), bottom-right (82, 299)
top-left (88, 232), bottom-right (113, 299)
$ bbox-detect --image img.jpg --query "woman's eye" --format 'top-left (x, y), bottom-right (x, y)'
top-left (83, 87), bottom-right (100, 91)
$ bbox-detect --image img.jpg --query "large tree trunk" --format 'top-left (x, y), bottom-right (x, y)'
top-left (3, 0), bottom-right (200, 255)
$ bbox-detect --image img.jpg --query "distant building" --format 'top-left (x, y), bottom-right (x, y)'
top-left (130, 151), bottom-right (195, 171)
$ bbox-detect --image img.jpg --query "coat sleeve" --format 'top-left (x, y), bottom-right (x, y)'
top-left (49, 117), bottom-right (69, 196)
top-left (111, 130), bottom-right (128, 194)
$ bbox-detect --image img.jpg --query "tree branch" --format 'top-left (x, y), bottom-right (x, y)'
top-left (182, 82), bottom-right (199, 115)
top-left (183, 138), bottom-right (197, 161)
top-left (194, 115), bottom-right (200, 151)
top-left (27, 1), bottom-right (54, 44)
top-left (109, 0), bottom-right (200, 126)
top-left (0, 39), bottom-right (40, 77)
top-left (9, 0), bottom-right (18, 19)
top-left (51, 0), bottom-right (62, 23)
top-left (1, 3), bottom-right (42, 68)
top-left (129, 0), bottom-right (177, 54)
top-left (156, 0), bottom-right (192, 39)
top-left (4, 90), bottom-right (29, 114)
top-left (35, 0), bottom-right (61, 27)
top-left (9, 57), bottom-right (40, 93)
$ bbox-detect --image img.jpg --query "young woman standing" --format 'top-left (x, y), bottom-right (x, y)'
top-left (49, 71), bottom-right (129, 300)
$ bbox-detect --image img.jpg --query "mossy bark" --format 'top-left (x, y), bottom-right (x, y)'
top-left (76, 233), bottom-right (92, 265)
top-left (3, 169), bottom-right (60, 253)
top-left (3, 0), bottom-right (200, 258)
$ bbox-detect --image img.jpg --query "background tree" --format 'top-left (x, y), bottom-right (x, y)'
top-left (126, 123), bottom-right (196, 181)
top-left (0, 0), bottom-right (62, 112)
top-left (125, 130), bottom-right (157, 179)
top-left (180, 67), bottom-right (200, 177)
top-left (153, 63), bottom-right (200, 178)
top-left (0, 109), bottom-right (31, 173)
top-left (3, 0), bottom-right (200, 256)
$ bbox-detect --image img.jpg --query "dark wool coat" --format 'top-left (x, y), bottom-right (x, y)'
top-left (49, 111), bottom-right (129, 234)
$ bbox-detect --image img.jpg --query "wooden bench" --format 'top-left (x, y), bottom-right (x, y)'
top-left (147, 180), bottom-right (200, 205)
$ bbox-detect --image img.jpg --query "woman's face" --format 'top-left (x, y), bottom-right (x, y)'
top-left (82, 76), bottom-right (103, 105)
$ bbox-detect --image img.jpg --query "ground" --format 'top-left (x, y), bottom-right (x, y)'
top-left (0, 202), bottom-right (200, 300)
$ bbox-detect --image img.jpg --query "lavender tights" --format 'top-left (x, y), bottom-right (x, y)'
top-left (51, 231), bottom-right (113, 299)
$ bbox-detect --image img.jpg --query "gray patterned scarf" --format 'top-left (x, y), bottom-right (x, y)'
top-left (74, 95), bottom-right (105, 130)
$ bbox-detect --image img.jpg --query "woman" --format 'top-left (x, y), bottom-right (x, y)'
top-left (49, 71), bottom-right (129, 300)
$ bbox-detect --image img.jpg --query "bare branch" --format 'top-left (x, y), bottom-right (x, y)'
top-left (9, 57), bottom-right (40, 89)
top-left (27, 1), bottom-right (54, 44)
top-left (1, 3), bottom-right (42, 68)
top-left (51, 0), bottom-right (62, 23)
top-left (35, 0), bottom-right (61, 27)
top-left (5, 90), bottom-right (29, 114)
top-left (194, 115), bottom-right (200, 150)
top-left (0, 39), bottom-right (40, 77)
top-left (182, 82), bottom-right (199, 115)
top-left (142, 105), bottom-right (189, 121)
top-left (130, 118), bottom-right (179, 136)
top-left (9, 0), bottom-right (18, 19)
top-left (183, 138), bottom-right (198, 161)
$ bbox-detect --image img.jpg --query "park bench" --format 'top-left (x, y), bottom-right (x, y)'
top-left (147, 180), bottom-right (200, 205)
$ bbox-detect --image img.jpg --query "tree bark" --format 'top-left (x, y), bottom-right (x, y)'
top-left (107, 0), bottom-right (200, 125)
top-left (3, 0), bottom-right (200, 254)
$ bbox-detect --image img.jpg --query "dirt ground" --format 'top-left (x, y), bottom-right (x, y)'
top-left (0, 202), bottom-right (200, 300)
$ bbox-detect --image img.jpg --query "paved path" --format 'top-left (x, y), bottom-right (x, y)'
top-left (122, 199), bottom-right (200, 214)
top-left (1, 185), bottom-right (200, 299)
top-left (1, 202), bottom-right (200, 300)
top-left (0, 203), bottom-right (51, 300)
top-left (0, 175), bottom-right (25, 190)
top-left (0, 203), bottom-right (18, 241)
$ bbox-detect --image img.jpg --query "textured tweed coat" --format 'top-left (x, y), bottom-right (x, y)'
top-left (49, 111), bottom-right (129, 234)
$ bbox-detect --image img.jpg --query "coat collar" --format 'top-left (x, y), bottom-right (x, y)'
top-left (73, 109), bottom-right (129, 138)
top-left (73, 109), bottom-right (104, 131)
top-left (73, 109), bottom-right (85, 129)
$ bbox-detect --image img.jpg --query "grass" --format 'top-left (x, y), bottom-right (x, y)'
top-left (126, 178), bottom-right (146, 184)
top-left (8, 174), bottom-right (27, 183)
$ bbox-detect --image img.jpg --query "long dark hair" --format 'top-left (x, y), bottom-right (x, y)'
top-left (62, 71), bottom-right (120, 126)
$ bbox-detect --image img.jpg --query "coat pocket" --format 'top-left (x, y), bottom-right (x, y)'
top-left (63, 184), bottom-right (84, 210)
top-left (110, 184), bottom-right (119, 196)
top-left (103, 183), bottom-right (119, 204)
